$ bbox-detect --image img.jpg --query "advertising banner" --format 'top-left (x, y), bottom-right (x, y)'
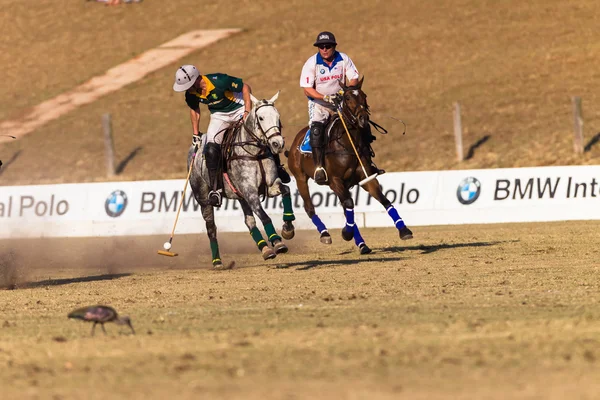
top-left (1, 165), bottom-right (599, 238)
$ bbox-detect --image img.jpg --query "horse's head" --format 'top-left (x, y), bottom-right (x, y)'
top-left (248, 91), bottom-right (285, 154)
top-left (339, 77), bottom-right (370, 129)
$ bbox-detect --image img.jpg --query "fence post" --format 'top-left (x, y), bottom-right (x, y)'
top-left (453, 102), bottom-right (464, 162)
top-left (572, 96), bottom-right (584, 154)
top-left (102, 113), bottom-right (116, 177)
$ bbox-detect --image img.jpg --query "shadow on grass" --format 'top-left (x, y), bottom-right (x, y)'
top-left (465, 135), bottom-right (490, 160)
top-left (379, 241), bottom-right (512, 255)
top-left (116, 146), bottom-right (142, 174)
top-left (11, 273), bottom-right (132, 290)
top-left (584, 133), bottom-right (600, 152)
top-left (0, 150), bottom-right (22, 176)
top-left (274, 256), bottom-right (407, 271)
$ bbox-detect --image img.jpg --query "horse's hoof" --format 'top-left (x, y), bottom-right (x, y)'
top-left (273, 241), bottom-right (288, 254)
top-left (320, 231), bottom-right (332, 245)
top-left (359, 243), bottom-right (372, 255)
top-left (262, 247), bottom-right (277, 260)
top-left (399, 227), bottom-right (413, 240)
top-left (281, 222), bottom-right (295, 240)
top-left (341, 226), bottom-right (354, 241)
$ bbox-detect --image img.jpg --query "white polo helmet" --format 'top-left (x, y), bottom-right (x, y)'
top-left (173, 65), bottom-right (200, 92)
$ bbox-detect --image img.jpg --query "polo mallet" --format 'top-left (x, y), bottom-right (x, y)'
top-left (1, 135), bottom-right (16, 139)
top-left (157, 151), bottom-right (197, 257)
top-left (336, 105), bottom-right (378, 186)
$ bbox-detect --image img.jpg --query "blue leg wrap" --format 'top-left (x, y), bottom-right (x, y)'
top-left (344, 208), bottom-right (355, 227)
top-left (387, 206), bottom-right (406, 229)
top-left (311, 214), bottom-right (327, 234)
top-left (353, 226), bottom-right (365, 247)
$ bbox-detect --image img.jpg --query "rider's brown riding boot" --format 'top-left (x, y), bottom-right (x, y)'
top-left (312, 146), bottom-right (328, 184)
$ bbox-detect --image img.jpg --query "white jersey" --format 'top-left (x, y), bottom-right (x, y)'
top-left (300, 51), bottom-right (359, 107)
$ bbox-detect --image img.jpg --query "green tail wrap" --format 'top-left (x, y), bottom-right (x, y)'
top-left (282, 195), bottom-right (296, 222)
top-left (250, 227), bottom-right (267, 250)
top-left (210, 240), bottom-right (221, 264)
top-left (264, 222), bottom-right (281, 245)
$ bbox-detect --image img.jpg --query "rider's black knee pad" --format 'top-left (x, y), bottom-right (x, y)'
top-left (310, 122), bottom-right (326, 147)
top-left (204, 142), bottom-right (221, 170)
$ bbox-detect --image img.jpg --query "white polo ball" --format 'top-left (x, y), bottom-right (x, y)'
top-left (163, 242), bottom-right (172, 250)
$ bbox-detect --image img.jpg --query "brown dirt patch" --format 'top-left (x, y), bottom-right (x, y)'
top-left (1, 222), bottom-right (600, 399)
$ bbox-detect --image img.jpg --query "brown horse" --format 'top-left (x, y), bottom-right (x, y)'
top-left (287, 77), bottom-right (413, 254)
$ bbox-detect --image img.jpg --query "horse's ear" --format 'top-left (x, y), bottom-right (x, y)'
top-left (358, 76), bottom-right (364, 89)
top-left (341, 81), bottom-right (348, 91)
top-left (268, 91), bottom-right (280, 103)
top-left (250, 93), bottom-right (259, 104)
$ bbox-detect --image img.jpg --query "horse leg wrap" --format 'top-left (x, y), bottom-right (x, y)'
top-left (264, 222), bottom-right (281, 245)
top-left (353, 226), bottom-right (366, 248)
top-left (282, 195), bottom-right (295, 221)
top-left (344, 208), bottom-right (355, 227)
top-left (250, 227), bottom-right (268, 250)
top-left (210, 240), bottom-right (221, 265)
top-left (387, 206), bottom-right (406, 229)
top-left (311, 214), bottom-right (327, 234)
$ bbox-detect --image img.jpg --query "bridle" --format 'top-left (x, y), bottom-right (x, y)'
top-left (241, 100), bottom-right (282, 146)
top-left (339, 88), bottom-right (370, 129)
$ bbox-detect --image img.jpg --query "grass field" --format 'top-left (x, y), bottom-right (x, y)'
top-left (2, 0), bottom-right (600, 185)
top-left (1, 222), bottom-right (600, 399)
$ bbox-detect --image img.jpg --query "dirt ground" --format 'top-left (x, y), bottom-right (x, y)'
top-left (2, 0), bottom-right (600, 185)
top-left (1, 221), bottom-right (600, 399)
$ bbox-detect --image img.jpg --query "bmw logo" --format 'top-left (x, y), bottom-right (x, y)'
top-left (105, 190), bottom-right (128, 218)
top-left (320, 68), bottom-right (325, 74)
top-left (456, 177), bottom-right (481, 205)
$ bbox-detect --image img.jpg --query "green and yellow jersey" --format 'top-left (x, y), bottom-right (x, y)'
top-left (185, 73), bottom-right (244, 114)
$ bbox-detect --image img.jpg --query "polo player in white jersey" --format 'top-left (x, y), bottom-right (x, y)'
top-left (299, 31), bottom-right (359, 184)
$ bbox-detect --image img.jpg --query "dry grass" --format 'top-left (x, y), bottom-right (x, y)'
top-left (1, 222), bottom-right (600, 399)
top-left (1, 0), bottom-right (600, 185)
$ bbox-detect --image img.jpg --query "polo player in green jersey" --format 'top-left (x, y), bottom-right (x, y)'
top-left (173, 65), bottom-right (290, 207)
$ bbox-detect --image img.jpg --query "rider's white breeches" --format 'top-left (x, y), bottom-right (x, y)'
top-left (307, 101), bottom-right (335, 126)
top-left (206, 107), bottom-right (245, 144)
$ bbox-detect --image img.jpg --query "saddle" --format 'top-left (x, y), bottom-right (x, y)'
top-left (299, 115), bottom-right (340, 154)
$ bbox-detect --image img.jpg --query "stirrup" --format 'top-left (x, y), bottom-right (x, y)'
top-left (208, 190), bottom-right (222, 207)
top-left (314, 167), bottom-right (328, 184)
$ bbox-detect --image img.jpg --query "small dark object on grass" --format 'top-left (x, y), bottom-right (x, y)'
top-left (68, 305), bottom-right (135, 336)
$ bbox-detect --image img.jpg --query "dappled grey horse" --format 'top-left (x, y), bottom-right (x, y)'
top-left (188, 92), bottom-right (296, 268)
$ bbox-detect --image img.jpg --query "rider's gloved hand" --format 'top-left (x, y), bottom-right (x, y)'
top-left (323, 94), bottom-right (340, 105)
top-left (192, 134), bottom-right (202, 147)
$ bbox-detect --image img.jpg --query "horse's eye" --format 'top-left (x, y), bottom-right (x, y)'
top-left (259, 116), bottom-right (264, 121)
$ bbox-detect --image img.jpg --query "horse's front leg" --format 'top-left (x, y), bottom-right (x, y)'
top-left (238, 199), bottom-right (277, 260)
top-left (362, 180), bottom-right (413, 240)
top-left (245, 190), bottom-right (288, 257)
top-left (268, 182), bottom-right (296, 240)
top-left (201, 204), bottom-right (223, 267)
top-left (296, 175), bottom-right (331, 244)
top-left (330, 178), bottom-right (372, 255)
